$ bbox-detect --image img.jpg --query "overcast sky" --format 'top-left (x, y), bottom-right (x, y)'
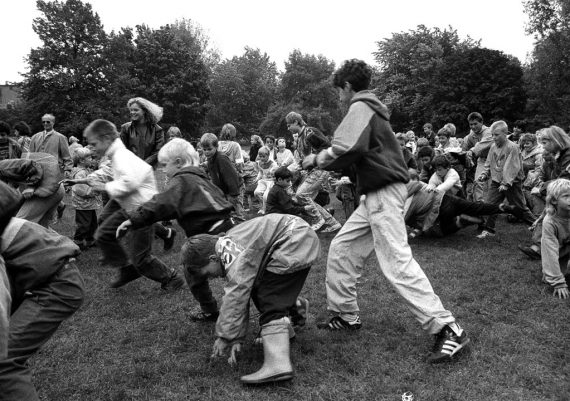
top-left (1, 0), bottom-right (535, 83)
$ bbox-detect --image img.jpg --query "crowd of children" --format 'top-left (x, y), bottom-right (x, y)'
top-left (1, 58), bottom-right (570, 396)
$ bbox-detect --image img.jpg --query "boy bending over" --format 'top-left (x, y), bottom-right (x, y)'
top-left (182, 214), bottom-right (319, 384)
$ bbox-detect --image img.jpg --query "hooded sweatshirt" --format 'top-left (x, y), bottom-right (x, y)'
top-left (315, 91), bottom-right (409, 195)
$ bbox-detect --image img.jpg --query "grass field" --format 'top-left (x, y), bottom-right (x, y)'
top-left (31, 197), bottom-right (570, 401)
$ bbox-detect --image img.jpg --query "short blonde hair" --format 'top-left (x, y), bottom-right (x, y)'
top-left (158, 138), bottom-right (199, 167)
top-left (73, 147), bottom-right (92, 165)
top-left (546, 178), bottom-right (570, 215)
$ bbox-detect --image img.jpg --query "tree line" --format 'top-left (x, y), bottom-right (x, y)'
top-left (1, 0), bottom-right (567, 140)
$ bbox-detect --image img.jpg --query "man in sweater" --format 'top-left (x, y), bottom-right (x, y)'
top-left (302, 59), bottom-right (469, 363)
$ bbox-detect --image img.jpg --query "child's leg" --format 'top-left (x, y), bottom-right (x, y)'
top-left (504, 183), bottom-right (536, 225)
top-left (86, 209), bottom-right (98, 244)
top-left (261, 181), bottom-right (274, 212)
top-left (126, 226), bottom-right (184, 291)
top-left (73, 209), bottom-right (89, 244)
top-left (482, 181), bottom-right (505, 233)
top-left (254, 180), bottom-right (268, 212)
top-left (94, 202), bottom-right (131, 267)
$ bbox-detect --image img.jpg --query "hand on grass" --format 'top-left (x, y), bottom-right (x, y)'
top-left (211, 338), bottom-right (229, 360)
top-left (553, 287), bottom-right (570, 299)
top-left (116, 220), bottom-right (132, 239)
top-left (228, 343), bottom-right (241, 367)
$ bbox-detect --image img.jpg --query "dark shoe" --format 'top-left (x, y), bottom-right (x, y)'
top-left (189, 311), bottom-right (220, 322)
top-left (161, 271), bottom-right (185, 291)
top-left (110, 265), bottom-right (141, 288)
top-left (317, 315), bottom-right (362, 330)
top-left (291, 297), bottom-right (309, 328)
top-left (518, 244), bottom-right (541, 260)
top-left (163, 229), bottom-right (177, 251)
top-left (428, 324), bottom-right (470, 363)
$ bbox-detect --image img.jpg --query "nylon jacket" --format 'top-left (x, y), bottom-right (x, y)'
top-left (215, 214), bottom-right (320, 342)
top-left (128, 166), bottom-right (233, 236)
top-left (314, 91), bottom-right (409, 195)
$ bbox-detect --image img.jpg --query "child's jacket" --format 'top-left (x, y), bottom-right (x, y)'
top-left (128, 166), bottom-right (233, 237)
top-left (215, 214), bottom-right (321, 342)
top-left (71, 167), bottom-right (100, 210)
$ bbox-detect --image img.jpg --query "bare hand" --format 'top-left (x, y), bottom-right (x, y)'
top-left (425, 184), bottom-right (437, 192)
top-left (87, 179), bottom-right (106, 192)
top-left (211, 338), bottom-right (229, 360)
top-left (477, 174), bottom-right (487, 182)
top-left (530, 187), bottom-right (540, 195)
top-left (553, 287), bottom-right (570, 299)
top-left (116, 220), bottom-right (132, 239)
top-left (228, 343), bottom-right (241, 366)
top-left (498, 184), bottom-right (509, 192)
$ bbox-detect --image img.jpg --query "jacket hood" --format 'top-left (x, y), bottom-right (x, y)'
top-left (351, 90), bottom-right (390, 121)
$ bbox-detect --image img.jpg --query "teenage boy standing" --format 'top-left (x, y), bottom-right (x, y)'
top-left (302, 59), bottom-right (470, 363)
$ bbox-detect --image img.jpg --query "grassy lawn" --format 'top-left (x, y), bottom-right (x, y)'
top-left (32, 198), bottom-right (570, 401)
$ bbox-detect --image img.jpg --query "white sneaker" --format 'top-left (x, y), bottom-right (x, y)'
top-left (476, 230), bottom-right (495, 239)
top-left (310, 218), bottom-right (326, 231)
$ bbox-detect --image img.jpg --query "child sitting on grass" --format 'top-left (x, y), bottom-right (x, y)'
top-left (71, 147), bottom-right (100, 250)
top-left (115, 138), bottom-right (234, 321)
top-left (426, 154), bottom-right (463, 196)
top-left (265, 166), bottom-right (307, 216)
top-left (182, 214), bottom-right (319, 385)
top-left (254, 146), bottom-right (278, 214)
top-left (540, 178), bottom-right (570, 299)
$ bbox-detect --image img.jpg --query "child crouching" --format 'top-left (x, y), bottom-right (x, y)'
top-left (182, 214), bottom-right (320, 384)
top-left (541, 178), bottom-right (570, 299)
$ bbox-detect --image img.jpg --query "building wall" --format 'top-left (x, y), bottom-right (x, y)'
top-left (0, 84), bottom-right (22, 109)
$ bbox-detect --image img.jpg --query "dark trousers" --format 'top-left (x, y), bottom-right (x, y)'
top-left (95, 200), bottom-right (173, 283)
top-left (73, 209), bottom-right (98, 242)
top-left (484, 181), bottom-right (536, 232)
top-left (251, 268), bottom-right (310, 326)
top-left (0, 264), bottom-right (84, 401)
top-left (438, 194), bottom-right (504, 235)
top-left (183, 218), bottom-right (235, 314)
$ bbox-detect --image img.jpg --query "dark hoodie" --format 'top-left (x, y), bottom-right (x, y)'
top-left (315, 91), bottom-right (409, 195)
top-left (128, 166), bottom-right (234, 236)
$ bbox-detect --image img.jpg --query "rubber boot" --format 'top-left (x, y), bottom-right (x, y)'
top-left (241, 317), bottom-right (294, 385)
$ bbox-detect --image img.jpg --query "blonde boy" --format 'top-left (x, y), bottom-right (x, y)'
top-left (116, 138), bottom-right (234, 321)
top-left (541, 178), bottom-right (570, 299)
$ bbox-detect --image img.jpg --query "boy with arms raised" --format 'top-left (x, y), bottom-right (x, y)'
top-left (302, 59), bottom-right (469, 363)
top-left (183, 214), bottom-right (319, 384)
top-left (116, 138), bottom-right (234, 321)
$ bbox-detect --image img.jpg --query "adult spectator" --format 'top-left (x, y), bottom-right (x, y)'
top-left (119, 97), bottom-right (175, 250)
top-left (13, 122), bottom-right (31, 153)
top-left (0, 121), bottom-right (21, 161)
